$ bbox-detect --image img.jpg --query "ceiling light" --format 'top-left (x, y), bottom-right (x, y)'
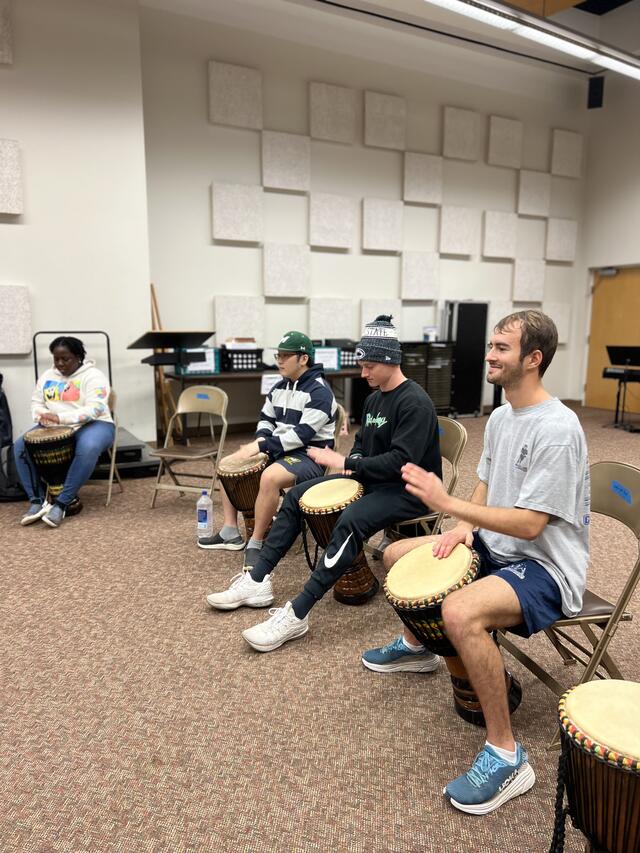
top-left (423, 0), bottom-right (519, 30)
top-left (512, 25), bottom-right (596, 61)
top-left (593, 55), bottom-right (640, 82)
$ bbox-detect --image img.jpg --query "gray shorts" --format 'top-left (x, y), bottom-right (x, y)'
top-left (274, 449), bottom-right (325, 483)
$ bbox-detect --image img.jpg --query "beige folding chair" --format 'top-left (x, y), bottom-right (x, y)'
top-left (86, 389), bottom-right (123, 506)
top-left (150, 385), bottom-right (228, 507)
top-left (364, 416), bottom-right (468, 559)
top-left (497, 461), bottom-right (640, 704)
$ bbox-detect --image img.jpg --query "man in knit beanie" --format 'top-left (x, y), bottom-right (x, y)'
top-left (354, 314), bottom-right (402, 365)
top-left (206, 313), bottom-right (443, 656)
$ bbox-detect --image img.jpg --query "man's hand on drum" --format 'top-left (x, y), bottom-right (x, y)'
top-left (38, 413), bottom-right (60, 427)
top-left (234, 440), bottom-right (261, 461)
top-left (431, 526), bottom-right (474, 559)
top-left (401, 463), bottom-right (449, 510)
top-left (306, 446), bottom-right (348, 473)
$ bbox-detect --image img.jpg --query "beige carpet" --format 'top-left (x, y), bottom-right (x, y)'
top-left (2, 405), bottom-right (639, 852)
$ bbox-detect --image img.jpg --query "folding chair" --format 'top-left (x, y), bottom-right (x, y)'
top-left (150, 385), bottom-right (228, 508)
top-left (85, 389), bottom-right (123, 506)
top-left (365, 416), bottom-right (468, 559)
top-left (497, 461), bottom-right (640, 704)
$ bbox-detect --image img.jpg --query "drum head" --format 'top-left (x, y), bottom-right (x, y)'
top-left (24, 425), bottom-right (74, 443)
top-left (386, 543), bottom-right (475, 603)
top-left (299, 477), bottom-right (361, 511)
top-left (562, 680), bottom-right (640, 763)
top-left (218, 452), bottom-right (268, 475)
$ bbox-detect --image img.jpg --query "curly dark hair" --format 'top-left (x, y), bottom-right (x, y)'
top-left (49, 336), bottom-right (86, 363)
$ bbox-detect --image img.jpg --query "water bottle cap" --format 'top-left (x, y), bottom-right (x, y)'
top-left (201, 489), bottom-right (207, 495)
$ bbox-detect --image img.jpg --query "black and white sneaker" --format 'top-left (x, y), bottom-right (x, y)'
top-left (197, 533), bottom-right (245, 551)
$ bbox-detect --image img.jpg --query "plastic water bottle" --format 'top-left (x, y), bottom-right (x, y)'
top-left (196, 489), bottom-right (213, 539)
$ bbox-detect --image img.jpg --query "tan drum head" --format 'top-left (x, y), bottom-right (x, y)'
top-left (386, 543), bottom-right (475, 603)
top-left (299, 477), bottom-right (362, 511)
top-left (24, 426), bottom-right (74, 442)
top-left (218, 452), bottom-right (268, 475)
top-left (562, 680), bottom-right (640, 763)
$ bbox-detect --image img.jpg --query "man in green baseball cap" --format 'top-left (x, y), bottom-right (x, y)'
top-left (275, 330), bottom-right (315, 360)
top-left (200, 329), bottom-right (337, 576)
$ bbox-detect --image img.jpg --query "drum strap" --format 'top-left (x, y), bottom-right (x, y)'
top-left (548, 741), bottom-right (570, 853)
top-left (300, 518), bottom-right (320, 574)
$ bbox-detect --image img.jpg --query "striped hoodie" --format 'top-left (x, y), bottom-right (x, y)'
top-left (255, 363), bottom-right (337, 458)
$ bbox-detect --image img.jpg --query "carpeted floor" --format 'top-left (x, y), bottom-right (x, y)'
top-left (2, 405), bottom-right (639, 853)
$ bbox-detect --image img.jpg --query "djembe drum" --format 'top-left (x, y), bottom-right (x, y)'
top-left (23, 425), bottom-right (75, 499)
top-left (217, 452), bottom-right (269, 541)
top-left (384, 542), bottom-right (522, 727)
top-left (550, 680), bottom-right (640, 853)
top-left (298, 478), bottom-right (379, 605)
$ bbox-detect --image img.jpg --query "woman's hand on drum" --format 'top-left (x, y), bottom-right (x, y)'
top-left (401, 463), bottom-right (448, 510)
top-left (431, 525), bottom-right (474, 559)
top-left (38, 412), bottom-right (61, 426)
top-left (306, 446), bottom-right (347, 472)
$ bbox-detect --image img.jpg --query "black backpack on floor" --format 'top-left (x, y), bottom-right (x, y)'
top-left (0, 374), bottom-right (27, 501)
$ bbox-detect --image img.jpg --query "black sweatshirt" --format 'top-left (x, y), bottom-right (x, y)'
top-left (344, 379), bottom-right (442, 488)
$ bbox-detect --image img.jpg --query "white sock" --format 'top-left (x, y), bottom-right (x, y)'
top-left (401, 636), bottom-right (425, 653)
top-left (487, 741), bottom-right (518, 764)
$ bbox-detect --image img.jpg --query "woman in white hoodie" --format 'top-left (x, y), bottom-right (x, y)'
top-left (14, 336), bottom-right (115, 528)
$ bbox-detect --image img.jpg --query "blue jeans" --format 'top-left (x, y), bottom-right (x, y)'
top-left (14, 421), bottom-right (116, 506)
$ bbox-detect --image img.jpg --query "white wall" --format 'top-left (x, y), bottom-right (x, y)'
top-left (0, 0), bottom-right (154, 439)
top-left (139, 5), bottom-right (591, 407)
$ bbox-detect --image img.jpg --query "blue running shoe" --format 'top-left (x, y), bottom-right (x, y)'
top-left (444, 743), bottom-right (535, 815)
top-left (361, 635), bottom-right (440, 673)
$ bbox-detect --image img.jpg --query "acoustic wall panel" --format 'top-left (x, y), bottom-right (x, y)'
top-left (361, 300), bottom-right (402, 336)
top-left (401, 252), bottom-right (439, 300)
top-left (443, 107), bottom-right (481, 162)
top-left (364, 91), bottom-right (406, 151)
top-left (0, 139), bottom-right (22, 214)
top-left (215, 295), bottom-right (264, 346)
top-left (0, 284), bottom-right (31, 354)
top-left (546, 218), bottom-right (578, 262)
top-left (362, 198), bottom-right (403, 252)
top-left (544, 301), bottom-right (570, 343)
top-left (208, 61), bottom-right (262, 130)
top-left (0, 0), bottom-right (12, 65)
top-left (488, 300), bottom-right (514, 338)
top-left (551, 129), bottom-right (583, 179)
top-left (309, 298), bottom-right (357, 341)
top-left (263, 244), bottom-right (310, 297)
top-left (483, 211), bottom-right (517, 259)
top-left (309, 193), bottom-right (357, 250)
top-left (513, 259), bottom-right (545, 302)
top-left (309, 82), bottom-right (357, 144)
top-left (403, 153), bottom-right (443, 205)
top-left (212, 183), bottom-right (263, 243)
top-left (439, 206), bottom-right (480, 256)
top-left (488, 116), bottom-right (523, 169)
top-left (518, 170), bottom-right (551, 217)
top-left (262, 131), bottom-right (310, 193)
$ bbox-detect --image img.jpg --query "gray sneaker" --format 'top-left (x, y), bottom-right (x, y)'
top-left (243, 547), bottom-right (262, 570)
top-left (42, 503), bottom-right (66, 528)
top-left (197, 532), bottom-right (245, 551)
top-left (20, 501), bottom-right (51, 526)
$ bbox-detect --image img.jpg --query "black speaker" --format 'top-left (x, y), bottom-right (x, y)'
top-left (442, 302), bottom-right (488, 417)
top-left (588, 76), bottom-right (604, 110)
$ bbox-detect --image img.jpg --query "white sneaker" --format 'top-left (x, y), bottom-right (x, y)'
top-left (20, 501), bottom-right (51, 526)
top-left (242, 601), bottom-right (309, 652)
top-left (206, 572), bottom-right (274, 611)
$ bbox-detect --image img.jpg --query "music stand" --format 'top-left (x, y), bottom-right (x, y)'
top-left (606, 345), bottom-right (640, 432)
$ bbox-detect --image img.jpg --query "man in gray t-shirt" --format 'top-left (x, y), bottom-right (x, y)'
top-left (362, 310), bottom-right (590, 817)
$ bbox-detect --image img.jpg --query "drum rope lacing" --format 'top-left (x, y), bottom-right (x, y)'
top-left (300, 517), bottom-right (320, 573)
top-left (548, 740), bottom-right (570, 853)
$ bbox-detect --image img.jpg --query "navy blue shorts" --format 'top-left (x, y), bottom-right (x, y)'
top-left (473, 532), bottom-right (564, 639)
top-left (274, 450), bottom-right (325, 483)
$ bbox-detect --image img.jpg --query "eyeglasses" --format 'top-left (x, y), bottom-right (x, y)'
top-left (275, 352), bottom-right (298, 362)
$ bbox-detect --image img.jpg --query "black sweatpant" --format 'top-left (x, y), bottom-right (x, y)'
top-left (250, 474), bottom-right (426, 618)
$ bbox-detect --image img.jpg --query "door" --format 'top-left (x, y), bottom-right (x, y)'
top-left (585, 267), bottom-right (640, 413)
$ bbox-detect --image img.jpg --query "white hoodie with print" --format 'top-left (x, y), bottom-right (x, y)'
top-left (31, 360), bottom-right (113, 428)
